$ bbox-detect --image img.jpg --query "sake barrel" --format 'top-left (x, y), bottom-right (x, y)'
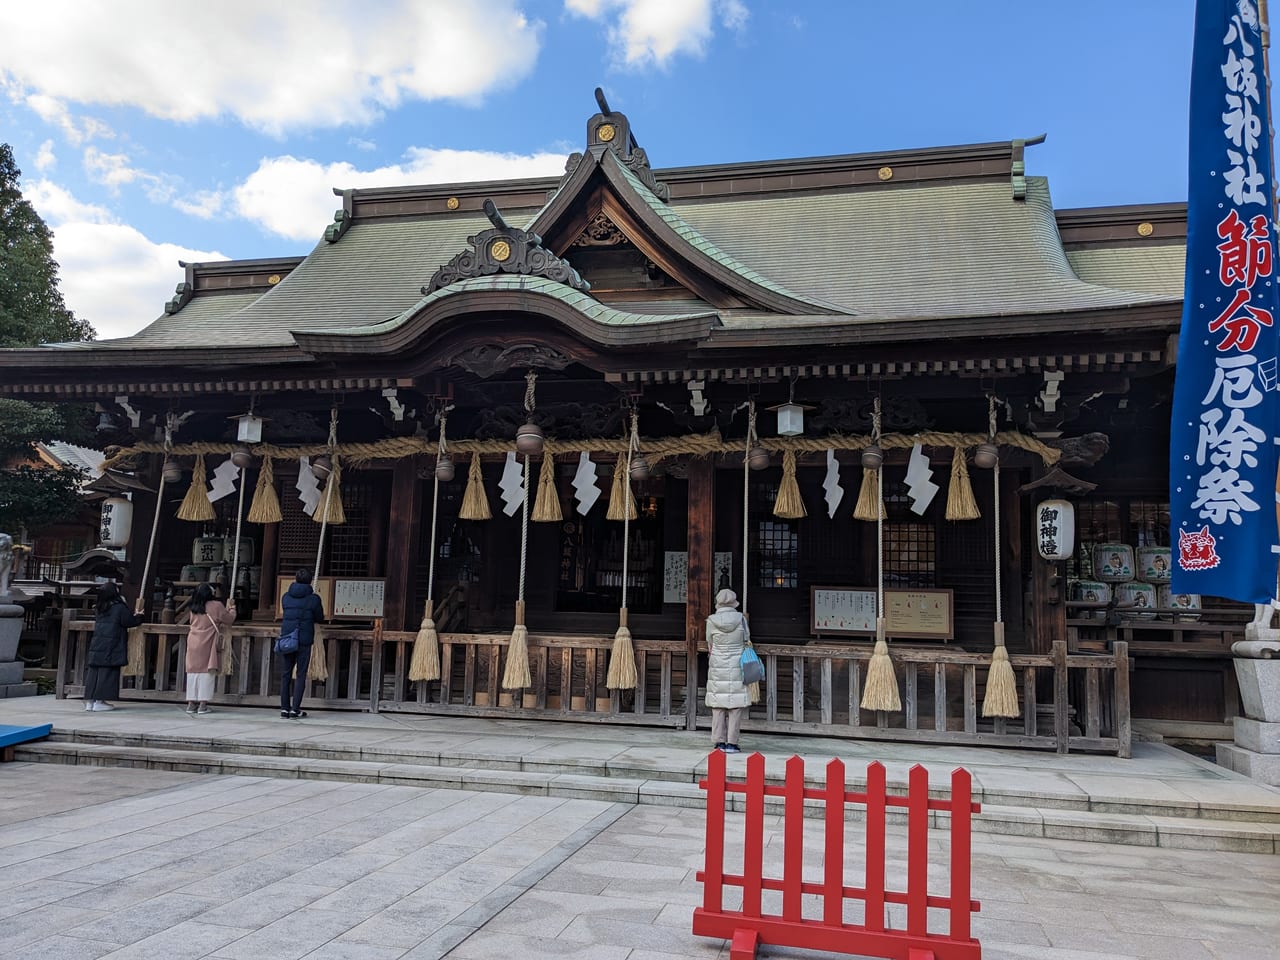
top-left (1072, 580), bottom-right (1111, 621)
top-left (223, 535), bottom-right (255, 566)
top-left (1115, 581), bottom-right (1156, 620)
top-left (1157, 585), bottom-right (1202, 622)
top-left (192, 536), bottom-right (224, 565)
top-left (1092, 543), bottom-right (1135, 583)
top-left (1136, 546), bottom-right (1172, 583)
top-left (180, 565), bottom-right (209, 583)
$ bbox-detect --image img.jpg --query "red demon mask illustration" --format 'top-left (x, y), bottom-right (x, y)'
top-left (1177, 526), bottom-right (1221, 571)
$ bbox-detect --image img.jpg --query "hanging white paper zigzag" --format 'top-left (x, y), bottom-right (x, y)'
top-left (822, 449), bottom-right (844, 518)
top-left (571, 451), bottom-right (600, 515)
top-left (296, 456), bottom-right (321, 516)
top-left (499, 451), bottom-right (526, 516)
top-left (208, 458), bottom-right (240, 503)
top-left (905, 443), bottom-right (939, 515)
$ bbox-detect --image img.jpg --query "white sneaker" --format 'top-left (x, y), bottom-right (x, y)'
top-left (84, 701), bottom-right (93, 711)
top-left (91, 701), bottom-right (115, 711)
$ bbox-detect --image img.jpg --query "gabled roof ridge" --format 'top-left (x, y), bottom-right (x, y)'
top-left (605, 155), bottom-right (853, 315)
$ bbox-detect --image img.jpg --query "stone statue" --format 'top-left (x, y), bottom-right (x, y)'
top-left (0, 533), bottom-right (12, 600)
top-left (1241, 597), bottom-right (1280, 658)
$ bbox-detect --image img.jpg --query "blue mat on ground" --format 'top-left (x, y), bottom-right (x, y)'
top-left (0, 723), bottom-right (53, 748)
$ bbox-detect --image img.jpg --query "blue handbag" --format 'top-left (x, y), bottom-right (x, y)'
top-left (740, 645), bottom-right (765, 685)
top-left (274, 628), bottom-right (300, 655)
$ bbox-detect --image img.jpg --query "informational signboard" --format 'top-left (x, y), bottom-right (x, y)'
top-left (663, 551), bottom-right (735, 604)
top-left (811, 586), bottom-right (953, 641)
top-left (274, 576), bottom-right (386, 621)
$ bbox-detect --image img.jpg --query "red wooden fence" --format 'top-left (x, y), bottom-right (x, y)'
top-left (694, 751), bottom-right (982, 960)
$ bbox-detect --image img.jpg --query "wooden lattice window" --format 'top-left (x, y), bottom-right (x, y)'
top-left (750, 479), bottom-right (799, 589)
top-left (275, 470), bottom-right (374, 578)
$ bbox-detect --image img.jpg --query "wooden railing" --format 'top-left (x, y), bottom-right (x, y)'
top-left (57, 615), bottom-right (1130, 755)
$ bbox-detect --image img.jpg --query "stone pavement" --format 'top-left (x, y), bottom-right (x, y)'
top-left (6, 696), bottom-right (1280, 853)
top-left (2, 761), bottom-right (1279, 960)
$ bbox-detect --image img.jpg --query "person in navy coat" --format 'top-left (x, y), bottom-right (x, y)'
top-left (278, 568), bottom-right (326, 718)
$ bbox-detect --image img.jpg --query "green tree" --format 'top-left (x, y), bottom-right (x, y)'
top-left (0, 143), bottom-right (95, 535)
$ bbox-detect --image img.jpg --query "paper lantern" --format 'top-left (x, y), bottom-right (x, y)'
top-left (1035, 499), bottom-right (1075, 560)
top-left (99, 496), bottom-right (133, 548)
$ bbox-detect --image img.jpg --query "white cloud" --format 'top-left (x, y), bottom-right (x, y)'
top-left (83, 147), bottom-right (145, 192)
top-left (1, 1), bottom-right (544, 136)
top-left (348, 138), bottom-right (377, 152)
top-left (34, 140), bottom-right (56, 172)
top-left (566, 0), bottom-right (748, 67)
top-left (231, 147), bottom-right (568, 242)
top-left (27, 179), bottom-right (226, 340)
top-left (22, 93), bottom-right (113, 144)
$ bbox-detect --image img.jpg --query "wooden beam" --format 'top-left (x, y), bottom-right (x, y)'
top-left (383, 455), bottom-right (423, 631)
top-left (685, 458), bottom-right (714, 731)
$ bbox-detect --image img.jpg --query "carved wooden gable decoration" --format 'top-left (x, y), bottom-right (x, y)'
top-left (425, 199), bottom-right (589, 294)
top-left (563, 87), bottom-right (670, 202)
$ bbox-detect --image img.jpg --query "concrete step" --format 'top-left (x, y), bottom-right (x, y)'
top-left (18, 739), bottom-right (1280, 855)
top-left (42, 725), bottom-right (1280, 826)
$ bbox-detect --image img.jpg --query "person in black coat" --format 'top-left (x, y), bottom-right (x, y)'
top-left (85, 582), bottom-right (143, 712)
top-left (278, 568), bottom-right (326, 719)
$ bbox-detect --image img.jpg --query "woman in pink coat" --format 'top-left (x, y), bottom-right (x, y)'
top-left (185, 583), bottom-right (235, 715)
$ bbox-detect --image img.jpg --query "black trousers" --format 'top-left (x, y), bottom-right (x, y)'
top-left (279, 645), bottom-right (312, 713)
top-left (84, 665), bottom-right (121, 702)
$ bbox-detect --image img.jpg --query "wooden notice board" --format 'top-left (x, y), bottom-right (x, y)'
top-left (274, 576), bottom-right (386, 621)
top-left (810, 586), bottom-right (954, 641)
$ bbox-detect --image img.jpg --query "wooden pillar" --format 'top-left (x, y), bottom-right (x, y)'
top-left (685, 459), bottom-right (715, 731)
top-left (256, 518), bottom-right (279, 620)
top-left (383, 455), bottom-right (423, 632)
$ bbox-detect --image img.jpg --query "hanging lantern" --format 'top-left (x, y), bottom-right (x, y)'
top-left (774, 402), bottom-right (805, 437)
top-left (231, 445), bottom-right (253, 469)
top-left (1035, 498), bottom-right (1075, 561)
top-left (162, 458), bottom-right (182, 485)
top-left (860, 444), bottom-right (883, 469)
top-left (515, 420), bottom-right (544, 456)
top-left (435, 454), bottom-right (455, 482)
top-left (973, 442), bottom-right (999, 470)
top-left (99, 496), bottom-right (133, 548)
top-left (312, 455), bottom-right (332, 481)
top-left (748, 447), bottom-right (771, 471)
top-left (629, 454), bottom-right (650, 480)
top-left (234, 413), bottom-right (264, 443)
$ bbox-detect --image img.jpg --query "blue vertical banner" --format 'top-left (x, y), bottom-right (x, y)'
top-left (1171, 0), bottom-right (1280, 603)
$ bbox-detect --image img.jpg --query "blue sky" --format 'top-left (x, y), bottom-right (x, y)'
top-left (0, 0), bottom-right (1238, 339)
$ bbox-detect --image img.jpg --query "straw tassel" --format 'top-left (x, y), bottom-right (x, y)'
top-left (247, 457), bottom-right (282, 524)
top-left (176, 457), bottom-right (217, 522)
top-left (458, 455), bottom-right (491, 520)
top-left (860, 620), bottom-right (901, 711)
top-left (218, 622), bottom-right (235, 677)
top-left (312, 458), bottom-right (346, 525)
top-left (606, 607), bottom-right (638, 689)
top-left (409, 598), bottom-right (441, 682)
top-left (773, 450), bottom-right (807, 519)
top-left (123, 622), bottom-right (146, 677)
top-left (852, 467), bottom-right (886, 521)
top-left (307, 625), bottom-right (329, 681)
top-left (606, 453), bottom-right (637, 520)
top-left (945, 448), bottom-right (980, 521)
top-left (503, 600), bottom-right (531, 689)
top-left (981, 622), bottom-right (1019, 718)
top-left (531, 453), bottom-right (562, 522)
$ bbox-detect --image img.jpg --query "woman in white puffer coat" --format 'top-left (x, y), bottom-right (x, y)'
top-left (705, 588), bottom-right (750, 753)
